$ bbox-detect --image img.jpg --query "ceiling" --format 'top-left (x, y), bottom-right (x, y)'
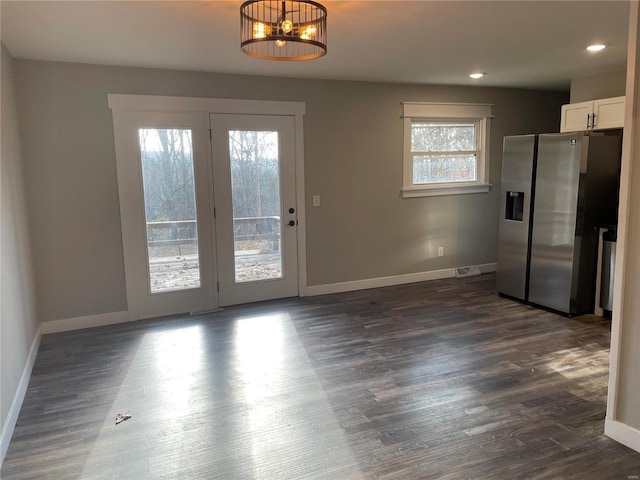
top-left (0, 0), bottom-right (631, 91)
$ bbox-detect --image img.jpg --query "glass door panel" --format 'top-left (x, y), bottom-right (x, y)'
top-left (228, 130), bottom-right (283, 283)
top-left (112, 109), bottom-right (217, 320)
top-left (139, 128), bottom-right (202, 293)
top-left (211, 114), bottom-right (298, 306)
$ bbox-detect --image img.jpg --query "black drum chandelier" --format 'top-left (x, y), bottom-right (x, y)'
top-left (240, 0), bottom-right (327, 61)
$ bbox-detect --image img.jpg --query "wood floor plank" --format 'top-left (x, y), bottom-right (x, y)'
top-left (2, 274), bottom-right (639, 478)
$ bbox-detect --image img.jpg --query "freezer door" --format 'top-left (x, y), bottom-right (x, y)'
top-left (528, 133), bottom-right (583, 313)
top-left (496, 135), bottom-right (536, 300)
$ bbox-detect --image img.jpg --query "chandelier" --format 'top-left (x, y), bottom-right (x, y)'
top-left (240, 0), bottom-right (327, 61)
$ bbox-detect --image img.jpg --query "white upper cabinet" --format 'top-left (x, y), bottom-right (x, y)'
top-left (593, 96), bottom-right (626, 130)
top-left (560, 96), bottom-right (625, 132)
top-left (561, 101), bottom-right (593, 132)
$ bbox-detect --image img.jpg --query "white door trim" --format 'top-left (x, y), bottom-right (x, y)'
top-left (109, 94), bottom-right (308, 305)
top-left (293, 108), bottom-right (308, 297)
top-left (108, 94), bottom-right (305, 116)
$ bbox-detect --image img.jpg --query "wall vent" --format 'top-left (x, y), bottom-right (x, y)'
top-left (455, 266), bottom-right (482, 278)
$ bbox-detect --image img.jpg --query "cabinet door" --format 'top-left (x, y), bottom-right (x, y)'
top-left (560, 101), bottom-right (593, 132)
top-left (593, 96), bottom-right (625, 130)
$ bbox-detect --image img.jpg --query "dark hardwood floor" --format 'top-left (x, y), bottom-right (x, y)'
top-left (2, 274), bottom-right (639, 479)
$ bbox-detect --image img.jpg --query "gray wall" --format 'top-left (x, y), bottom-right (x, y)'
top-left (616, 5), bottom-right (640, 432)
top-left (570, 70), bottom-right (626, 103)
top-left (13, 59), bottom-right (567, 323)
top-left (1, 45), bottom-right (39, 443)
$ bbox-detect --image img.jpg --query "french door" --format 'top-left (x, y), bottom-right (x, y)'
top-left (111, 99), bottom-right (303, 319)
top-left (112, 111), bottom-right (218, 320)
top-left (210, 114), bottom-right (299, 306)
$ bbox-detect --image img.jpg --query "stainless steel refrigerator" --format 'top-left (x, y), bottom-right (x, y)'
top-left (496, 132), bottom-right (622, 315)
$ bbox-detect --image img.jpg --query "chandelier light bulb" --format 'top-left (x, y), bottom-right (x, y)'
top-left (300, 25), bottom-right (317, 40)
top-left (281, 19), bottom-right (293, 33)
top-left (275, 39), bottom-right (286, 47)
top-left (253, 22), bottom-right (270, 39)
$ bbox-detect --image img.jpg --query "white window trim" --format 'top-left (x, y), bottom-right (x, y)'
top-left (401, 102), bottom-right (493, 198)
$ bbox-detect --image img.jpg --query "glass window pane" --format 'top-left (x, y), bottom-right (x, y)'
top-left (228, 130), bottom-right (283, 283)
top-left (139, 128), bottom-right (201, 293)
top-left (411, 123), bottom-right (476, 152)
top-left (413, 154), bottom-right (477, 184)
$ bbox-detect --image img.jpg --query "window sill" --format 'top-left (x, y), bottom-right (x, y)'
top-left (401, 183), bottom-right (492, 198)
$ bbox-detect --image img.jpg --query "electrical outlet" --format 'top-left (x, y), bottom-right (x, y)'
top-left (312, 195), bottom-right (321, 207)
top-left (438, 246), bottom-right (444, 257)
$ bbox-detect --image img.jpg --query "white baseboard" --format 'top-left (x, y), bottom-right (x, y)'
top-left (306, 263), bottom-right (496, 296)
top-left (38, 265), bottom-right (499, 331)
top-left (1, 326), bottom-right (42, 465)
top-left (605, 419), bottom-right (640, 453)
top-left (40, 310), bottom-right (129, 334)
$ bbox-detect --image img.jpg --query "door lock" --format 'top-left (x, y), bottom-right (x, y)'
top-left (288, 220), bottom-right (296, 227)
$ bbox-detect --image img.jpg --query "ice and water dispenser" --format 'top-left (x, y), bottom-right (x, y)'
top-left (505, 191), bottom-right (524, 221)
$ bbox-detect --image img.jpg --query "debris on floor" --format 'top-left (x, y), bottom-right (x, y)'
top-left (115, 412), bottom-right (132, 425)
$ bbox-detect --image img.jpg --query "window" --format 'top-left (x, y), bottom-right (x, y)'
top-left (402, 102), bottom-right (493, 197)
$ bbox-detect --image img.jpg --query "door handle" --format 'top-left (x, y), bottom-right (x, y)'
top-left (288, 220), bottom-right (296, 227)
top-left (587, 113), bottom-right (591, 129)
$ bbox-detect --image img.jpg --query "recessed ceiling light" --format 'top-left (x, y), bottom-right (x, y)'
top-left (587, 44), bottom-right (606, 52)
top-left (469, 73), bottom-right (485, 79)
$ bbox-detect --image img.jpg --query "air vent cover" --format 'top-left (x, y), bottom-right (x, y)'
top-left (455, 266), bottom-right (482, 278)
